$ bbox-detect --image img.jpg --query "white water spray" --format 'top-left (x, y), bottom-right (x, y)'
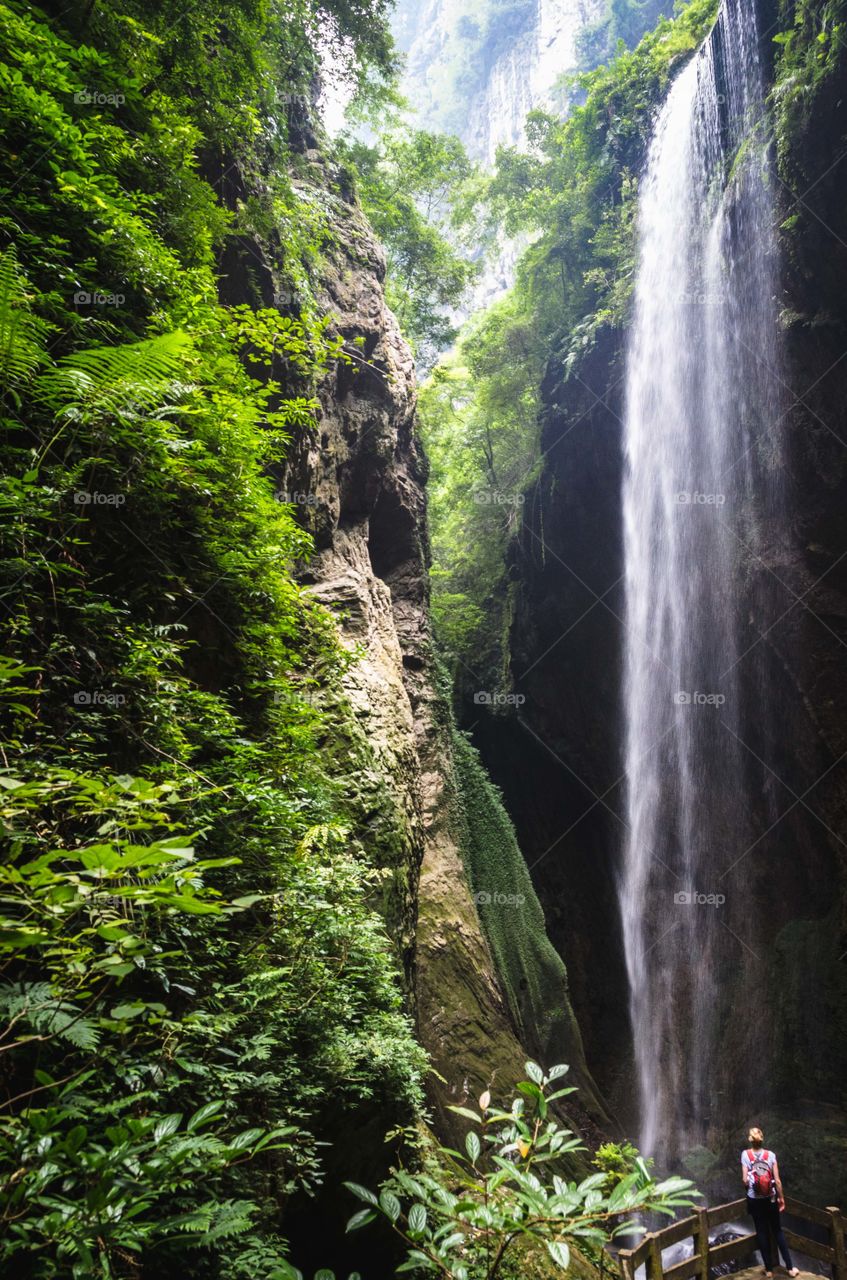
top-left (620, 0), bottom-right (783, 1162)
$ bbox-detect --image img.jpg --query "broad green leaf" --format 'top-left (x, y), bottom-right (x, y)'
top-left (379, 1189), bottom-right (401, 1222)
top-left (408, 1202), bottom-right (427, 1234)
top-left (227, 1127), bottom-right (264, 1151)
top-left (517, 1080), bottom-right (543, 1101)
top-left (152, 1113), bottom-right (182, 1142)
top-left (187, 1100), bottom-right (225, 1132)
top-left (445, 1105), bottom-right (481, 1124)
top-left (346, 1209), bottom-right (377, 1232)
top-left (548, 1241), bottom-right (571, 1269)
top-left (344, 1182), bottom-right (379, 1207)
top-left (111, 1001), bottom-right (146, 1020)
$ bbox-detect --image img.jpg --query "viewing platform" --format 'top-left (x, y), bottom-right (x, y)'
top-left (617, 1198), bottom-right (847, 1280)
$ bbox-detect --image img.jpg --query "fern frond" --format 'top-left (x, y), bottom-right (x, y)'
top-left (198, 1199), bottom-right (257, 1245)
top-left (165, 1199), bottom-right (257, 1247)
top-left (48, 1008), bottom-right (100, 1050)
top-left (37, 331), bottom-right (195, 417)
top-left (0, 980), bottom-right (100, 1049)
top-left (0, 245), bottom-right (49, 389)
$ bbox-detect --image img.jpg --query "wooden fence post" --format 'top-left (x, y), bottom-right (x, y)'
top-left (618, 1250), bottom-right (636, 1280)
top-left (827, 1207), bottom-right (846, 1280)
top-left (693, 1207), bottom-right (710, 1280)
top-left (647, 1233), bottom-right (664, 1280)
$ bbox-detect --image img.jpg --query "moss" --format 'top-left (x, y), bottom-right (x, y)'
top-left (447, 713), bottom-right (606, 1123)
top-left (683, 1145), bottom-right (722, 1184)
top-left (772, 0), bottom-right (847, 170)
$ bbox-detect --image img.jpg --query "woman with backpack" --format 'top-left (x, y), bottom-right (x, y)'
top-left (742, 1128), bottom-right (800, 1277)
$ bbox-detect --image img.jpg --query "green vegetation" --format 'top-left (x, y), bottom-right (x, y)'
top-left (592, 1141), bottom-right (652, 1190)
top-left (422, 293), bottom-right (543, 665)
top-left (421, 0), bottom-right (720, 669)
top-left (339, 121), bottom-right (484, 368)
top-left (575, 0), bottom-right (678, 72)
top-left (771, 0), bottom-right (847, 179)
top-left (344, 1063), bottom-right (699, 1279)
top-left (0, 2), bottom-right (427, 1274)
top-left (450, 730), bottom-right (591, 1089)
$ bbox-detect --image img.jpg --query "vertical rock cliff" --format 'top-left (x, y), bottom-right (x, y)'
top-left (246, 137), bottom-right (608, 1147)
top-left (391, 0), bottom-right (606, 166)
top-left (469, 0), bottom-right (847, 1200)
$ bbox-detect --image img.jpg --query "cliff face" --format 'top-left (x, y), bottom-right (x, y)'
top-left (296, 177), bottom-right (537, 1122)
top-left (468, 326), bottom-right (632, 1112)
top-left (470, 3), bottom-right (847, 1197)
top-left (391, 0), bottom-right (604, 166)
top-left (260, 141), bottom-right (606, 1146)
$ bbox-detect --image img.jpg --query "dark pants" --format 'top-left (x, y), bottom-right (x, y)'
top-left (747, 1196), bottom-right (795, 1271)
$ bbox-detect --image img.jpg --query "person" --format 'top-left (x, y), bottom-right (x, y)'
top-left (742, 1127), bottom-right (800, 1278)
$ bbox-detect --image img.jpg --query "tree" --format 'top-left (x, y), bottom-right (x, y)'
top-left (339, 123), bottom-right (483, 368)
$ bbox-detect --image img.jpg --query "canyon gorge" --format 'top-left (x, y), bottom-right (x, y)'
top-left (2, 0), bottom-right (847, 1275)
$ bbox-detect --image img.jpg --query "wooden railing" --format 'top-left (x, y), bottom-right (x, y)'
top-left (617, 1199), bottom-right (847, 1280)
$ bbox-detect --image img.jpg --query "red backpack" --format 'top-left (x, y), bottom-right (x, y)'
top-left (747, 1148), bottom-right (775, 1199)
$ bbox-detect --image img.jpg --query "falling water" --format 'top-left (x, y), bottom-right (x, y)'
top-left (620, 0), bottom-right (784, 1163)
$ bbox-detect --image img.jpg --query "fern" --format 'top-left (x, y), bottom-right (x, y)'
top-left (0, 981), bottom-right (100, 1050)
top-left (37, 331), bottom-right (195, 418)
top-left (200, 1200), bottom-right (258, 1246)
top-left (168, 1199), bottom-right (257, 1247)
top-left (0, 246), bottom-right (49, 391)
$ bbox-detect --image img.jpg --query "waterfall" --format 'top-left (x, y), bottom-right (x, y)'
top-left (620, 0), bottom-right (784, 1163)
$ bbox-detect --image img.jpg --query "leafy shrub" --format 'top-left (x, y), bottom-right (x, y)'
top-left (343, 1062), bottom-right (700, 1278)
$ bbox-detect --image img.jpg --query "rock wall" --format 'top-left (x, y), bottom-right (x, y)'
top-left (263, 142), bottom-right (607, 1146)
top-left (298, 184), bottom-right (534, 1123)
top-left (468, 6), bottom-right (847, 1197)
top-left (466, 326), bottom-right (633, 1115)
top-left (391, 0), bottom-right (605, 166)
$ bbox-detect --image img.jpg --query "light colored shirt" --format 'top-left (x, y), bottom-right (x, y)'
top-left (742, 1147), bottom-right (777, 1200)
